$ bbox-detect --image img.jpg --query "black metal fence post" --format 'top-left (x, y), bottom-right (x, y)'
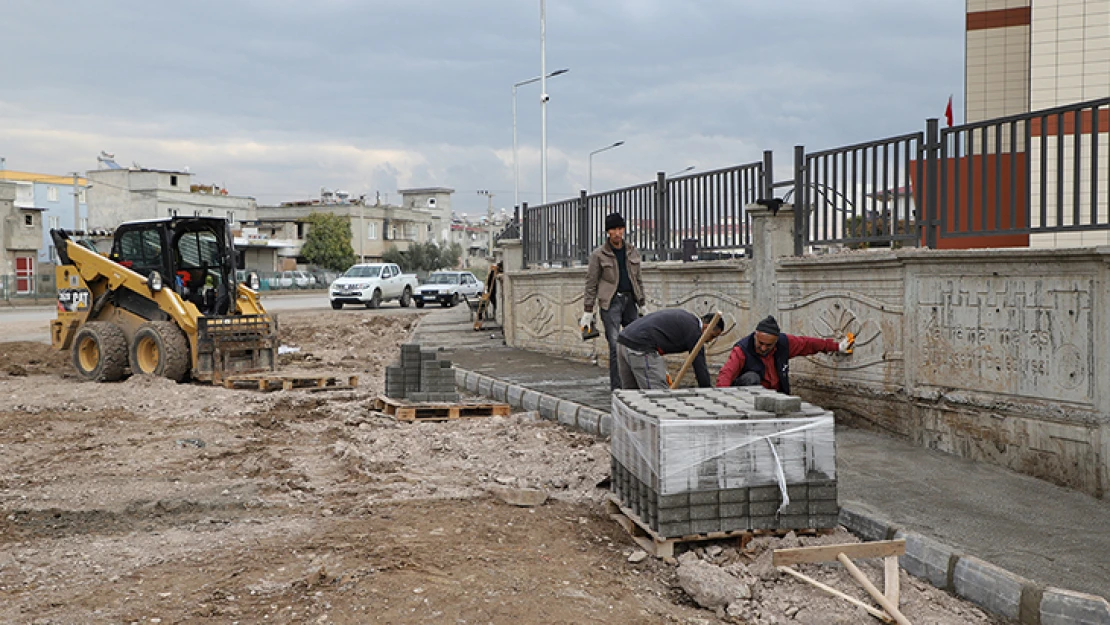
top-left (520, 203), bottom-right (529, 268)
top-left (654, 172), bottom-right (667, 260)
top-left (762, 150), bottom-right (775, 199)
top-left (793, 145), bottom-right (806, 256)
top-left (577, 190), bottom-right (589, 265)
top-left (924, 118), bottom-right (940, 249)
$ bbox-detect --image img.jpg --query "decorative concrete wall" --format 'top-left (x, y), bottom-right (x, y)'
top-left (501, 209), bottom-right (1110, 499)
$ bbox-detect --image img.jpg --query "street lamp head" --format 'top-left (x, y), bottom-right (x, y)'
top-left (550, 68), bottom-right (569, 77)
top-left (613, 141), bottom-right (625, 148)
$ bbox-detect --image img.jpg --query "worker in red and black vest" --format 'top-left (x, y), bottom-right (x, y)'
top-left (715, 315), bottom-right (853, 393)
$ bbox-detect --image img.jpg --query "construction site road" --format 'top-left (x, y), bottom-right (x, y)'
top-left (0, 297), bottom-right (1044, 623)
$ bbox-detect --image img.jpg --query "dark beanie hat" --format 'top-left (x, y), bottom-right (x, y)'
top-left (605, 212), bottom-right (625, 231)
top-left (755, 315), bottom-right (780, 335)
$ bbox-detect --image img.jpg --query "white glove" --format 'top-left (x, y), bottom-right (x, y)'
top-left (838, 335), bottom-right (855, 353)
top-left (579, 312), bottom-right (594, 328)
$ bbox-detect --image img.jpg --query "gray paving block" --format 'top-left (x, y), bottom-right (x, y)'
top-left (952, 556), bottom-right (1027, 622)
top-left (750, 501), bottom-right (780, 517)
top-left (689, 504), bottom-right (717, 521)
top-left (896, 529), bottom-right (958, 590)
top-left (658, 493), bottom-right (688, 508)
top-left (778, 514), bottom-right (810, 530)
top-left (690, 518), bottom-right (721, 534)
top-left (749, 486), bottom-right (781, 502)
top-left (720, 503), bottom-right (748, 517)
top-left (808, 500), bottom-right (840, 515)
top-left (658, 507), bottom-right (689, 523)
top-left (809, 514), bottom-right (839, 529)
top-left (689, 491), bottom-right (718, 506)
top-left (658, 521), bottom-right (691, 538)
top-left (1040, 587), bottom-right (1110, 625)
top-left (720, 488), bottom-right (749, 503)
top-left (556, 402), bottom-right (579, 428)
top-left (750, 516), bottom-right (778, 530)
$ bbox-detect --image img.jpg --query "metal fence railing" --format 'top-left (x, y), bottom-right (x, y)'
top-left (522, 156), bottom-right (769, 267)
top-left (0, 272), bottom-right (56, 303)
top-left (519, 96), bottom-right (1110, 262)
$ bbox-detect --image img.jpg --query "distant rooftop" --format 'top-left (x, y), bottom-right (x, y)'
top-left (398, 187), bottom-right (455, 194)
top-left (0, 170), bottom-right (87, 186)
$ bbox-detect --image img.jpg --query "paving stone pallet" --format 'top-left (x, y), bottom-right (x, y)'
top-left (222, 373), bottom-right (359, 392)
top-left (372, 395), bottom-right (511, 422)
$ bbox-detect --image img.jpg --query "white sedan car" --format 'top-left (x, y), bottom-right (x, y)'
top-left (413, 271), bottom-right (483, 308)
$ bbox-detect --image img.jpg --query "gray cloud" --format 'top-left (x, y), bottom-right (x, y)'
top-left (0, 0), bottom-right (965, 216)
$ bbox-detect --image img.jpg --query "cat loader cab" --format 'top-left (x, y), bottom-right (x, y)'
top-left (50, 216), bottom-right (277, 384)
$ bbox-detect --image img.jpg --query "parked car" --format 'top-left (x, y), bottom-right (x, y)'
top-left (329, 263), bottom-right (418, 309)
top-left (291, 271), bottom-right (313, 288)
top-left (413, 271), bottom-right (483, 308)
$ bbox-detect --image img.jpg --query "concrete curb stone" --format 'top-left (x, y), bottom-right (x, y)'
top-left (953, 556), bottom-right (1028, 623)
top-left (893, 529), bottom-right (959, 591)
top-left (465, 372), bottom-right (481, 393)
top-left (521, 389), bottom-right (542, 412)
top-left (538, 395), bottom-right (561, 421)
top-left (490, 380), bottom-right (509, 402)
top-left (506, 384), bottom-right (525, 408)
top-left (838, 504), bottom-right (897, 542)
top-left (578, 408), bottom-right (603, 436)
top-left (557, 402), bottom-right (580, 428)
top-left (1040, 587), bottom-right (1110, 625)
top-left (478, 376), bottom-right (494, 397)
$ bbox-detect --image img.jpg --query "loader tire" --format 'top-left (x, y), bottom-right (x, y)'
top-left (129, 321), bottom-right (190, 382)
top-left (72, 322), bottom-right (129, 382)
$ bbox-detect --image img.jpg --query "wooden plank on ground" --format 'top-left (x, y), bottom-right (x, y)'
top-left (772, 539), bottom-right (905, 567)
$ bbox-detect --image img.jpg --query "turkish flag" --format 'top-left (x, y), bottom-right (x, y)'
top-left (945, 95), bottom-right (954, 127)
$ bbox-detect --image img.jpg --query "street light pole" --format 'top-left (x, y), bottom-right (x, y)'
top-left (588, 141), bottom-right (625, 194)
top-left (477, 190), bottom-right (495, 257)
top-left (513, 68), bottom-right (568, 210)
top-left (540, 0), bottom-right (548, 206)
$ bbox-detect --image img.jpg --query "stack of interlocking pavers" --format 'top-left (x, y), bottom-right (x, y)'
top-left (384, 343), bottom-right (460, 402)
top-left (610, 386), bottom-right (837, 538)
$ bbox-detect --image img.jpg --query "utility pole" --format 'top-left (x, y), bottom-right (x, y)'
top-left (71, 173), bottom-right (81, 233)
top-left (477, 190), bottom-right (495, 257)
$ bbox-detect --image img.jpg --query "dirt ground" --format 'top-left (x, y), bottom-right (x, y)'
top-left (0, 309), bottom-right (1008, 624)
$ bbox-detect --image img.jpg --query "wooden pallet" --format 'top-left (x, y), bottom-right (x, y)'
top-left (373, 395), bottom-right (511, 422)
top-left (606, 496), bottom-right (832, 559)
top-left (222, 373), bottom-right (359, 392)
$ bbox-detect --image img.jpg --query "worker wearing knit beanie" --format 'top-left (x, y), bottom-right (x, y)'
top-left (716, 315), bottom-right (854, 393)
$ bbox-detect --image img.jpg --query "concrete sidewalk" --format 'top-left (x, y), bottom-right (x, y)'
top-left (412, 305), bottom-right (1110, 622)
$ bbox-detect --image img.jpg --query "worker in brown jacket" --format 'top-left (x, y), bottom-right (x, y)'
top-left (582, 212), bottom-right (645, 389)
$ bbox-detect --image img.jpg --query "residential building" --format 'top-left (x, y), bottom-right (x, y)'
top-left (398, 187), bottom-right (454, 244)
top-left (0, 167), bottom-right (88, 267)
top-left (964, 0), bottom-right (1110, 247)
top-left (86, 166), bottom-right (256, 229)
top-left (0, 181), bottom-right (45, 295)
top-left (246, 188), bottom-right (440, 272)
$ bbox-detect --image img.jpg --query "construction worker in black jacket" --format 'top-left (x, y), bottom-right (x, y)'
top-left (615, 308), bottom-right (724, 389)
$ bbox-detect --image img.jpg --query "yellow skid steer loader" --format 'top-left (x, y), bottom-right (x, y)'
top-left (50, 216), bottom-right (277, 383)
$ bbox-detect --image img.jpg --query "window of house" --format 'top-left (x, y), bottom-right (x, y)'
top-left (47, 187), bottom-right (58, 202)
top-left (390, 225), bottom-right (397, 240)
top-left (24, 213), bottom-right (33, 226)
top-left (170, 175), bottom-right (178, 187)
top-left (403, 223), bottom-right (416, 240)
top-left (48, 216), bottom-right (60, 230)
top-left (80, 218), bottom-right (88, 232)
top-left (368, 223), bottom-right (377, 240)
top-left (79, 188), bottom-right (87, 203)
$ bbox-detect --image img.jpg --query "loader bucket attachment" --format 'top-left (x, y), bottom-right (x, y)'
top-left (194, 314), bottom-right (279, 383)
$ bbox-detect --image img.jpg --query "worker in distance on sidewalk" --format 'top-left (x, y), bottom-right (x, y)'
top-left (715, 315), bottom-right (853, 393)
top-left (616, 308), bottom-right (724, 390)
top-left (581, 212), bottom-right (645, 390)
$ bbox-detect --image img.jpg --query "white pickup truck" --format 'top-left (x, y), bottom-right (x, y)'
top-left (329, 263), bottom-right (418, 309)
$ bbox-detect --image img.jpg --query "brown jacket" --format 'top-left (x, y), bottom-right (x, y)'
top-left (583, 242), bottom-right (645, 312)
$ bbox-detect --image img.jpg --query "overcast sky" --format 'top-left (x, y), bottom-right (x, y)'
top-left (0, 0), bottom-right (965, 219)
